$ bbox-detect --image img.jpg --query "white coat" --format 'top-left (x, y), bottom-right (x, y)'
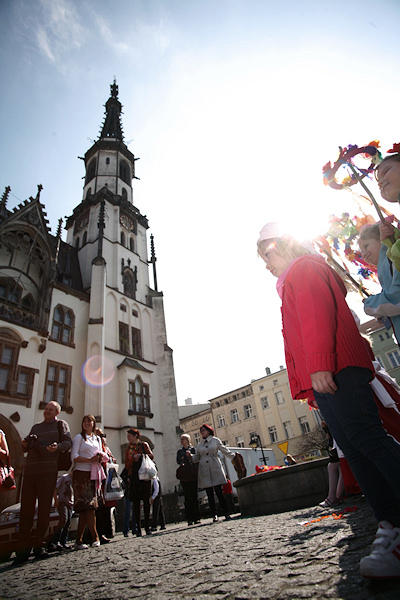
top-left (192, 435), bottom-right (235, 488)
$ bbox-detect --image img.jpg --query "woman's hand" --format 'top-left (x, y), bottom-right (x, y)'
top-left (133, 453), bottom-right (141, 461)
top-left (379, 222), bottom-right (395, 241)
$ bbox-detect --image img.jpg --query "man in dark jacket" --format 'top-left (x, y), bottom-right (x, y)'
top-left (15, 401), bottom-right (71, 563)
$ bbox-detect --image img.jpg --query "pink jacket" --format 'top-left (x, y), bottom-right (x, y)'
top-left (280, 255), bottom-right (373, 405)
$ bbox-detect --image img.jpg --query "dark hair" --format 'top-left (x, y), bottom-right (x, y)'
top-left (81, 414), bottom-right (96, 438)
top-left (200, 423), bottom-right (214, 436)
top-left (127, 428), bottom-right (140, 439)
top-left (358, 223), bottom-right (380, 243)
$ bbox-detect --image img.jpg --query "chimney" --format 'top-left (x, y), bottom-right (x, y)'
top-left (265, 367), bottom-right (271, 375)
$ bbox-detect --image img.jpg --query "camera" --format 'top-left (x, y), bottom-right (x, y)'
top-left (23, 433), bottom-right (38, 450)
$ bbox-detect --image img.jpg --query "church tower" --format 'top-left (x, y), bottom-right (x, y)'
top-left (63, 81), bottom-right (181, 490)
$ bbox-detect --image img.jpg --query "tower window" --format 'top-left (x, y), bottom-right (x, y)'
top-left (106, 157), bottom-right (110, 165)
top-left (82, 231), bottom-right (87, 245)
top-left (119, 160), bottom-right (130, 184)
top-left (128, 377), bottom-right (151, 414)
top-left (120, 232), bottom-right (125, 246)
top-left (86, 159), bottom-right (97, 184)
top-left (129, 238), bottom-right (134, 252)
top-left (75, 237), bottom-right (80, 249)
top-left (131, 327), bottom-right (142, 359)
top-left (122, 188), bottom-right (127, 200)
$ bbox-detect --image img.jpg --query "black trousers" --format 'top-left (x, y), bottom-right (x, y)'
top-left (205, 485), bottom-right (228, 516)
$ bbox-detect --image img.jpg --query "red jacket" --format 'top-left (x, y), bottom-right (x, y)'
top-left (281, 255), bottom-right (373, 404)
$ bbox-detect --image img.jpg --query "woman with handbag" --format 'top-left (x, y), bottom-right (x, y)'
top-left (176, 434), bottom-right (200, 526)
top-left (192, 424), bottom-right (235, 523)
top-left (71, 415), bottom-right (108, 549)
top-left (125, 428), bottom-right (154, 536)
top-left (94, 428), bottom-right (114, 544)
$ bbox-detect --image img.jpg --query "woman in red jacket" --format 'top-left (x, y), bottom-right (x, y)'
top-left (257, 222), bottom-right (400, 580)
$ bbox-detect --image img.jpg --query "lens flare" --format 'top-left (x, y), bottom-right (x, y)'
top-left (82, 356), bottom-right (115, 387)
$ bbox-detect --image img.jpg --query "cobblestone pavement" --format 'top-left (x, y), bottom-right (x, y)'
top-left (2, 497), bottom-right (400, 600)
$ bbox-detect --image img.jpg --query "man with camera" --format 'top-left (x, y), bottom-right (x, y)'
top-left (14, 401), bottom-right (71, 563)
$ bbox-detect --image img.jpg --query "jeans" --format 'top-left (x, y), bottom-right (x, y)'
top-left (52, 502), bottom-right (73, 545)
top-left (315, 367), bottom-right (400, 525)
top-left (123, 497), bottom-right (136, 535)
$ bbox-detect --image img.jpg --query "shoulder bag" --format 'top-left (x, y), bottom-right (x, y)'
top-left (0, 454), bottom-right (16, 491)
top-left (58, 421), bottom-right (72, 471)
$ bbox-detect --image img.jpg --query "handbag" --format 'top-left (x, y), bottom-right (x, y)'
top-left (176, 461), bottom-right (198, 482)
top-left (104, 463), bottom-right (124, 501)
top-left (57, 420), bottom-right (72, 471)
top-left (0, 454), bottom-right (16, 491)
top-left (138, 453), bottom-right (157, 481)
top-left (232, 452), bottom-right (247, 479)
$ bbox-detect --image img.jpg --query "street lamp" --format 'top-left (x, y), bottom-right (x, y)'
top-left (249, 434), bottom-right (268, 465)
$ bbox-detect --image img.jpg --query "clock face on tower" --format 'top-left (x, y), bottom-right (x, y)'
top-left (120, 215), bottom-right (135, 231)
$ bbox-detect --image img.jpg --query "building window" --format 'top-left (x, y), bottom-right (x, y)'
top-left (230, 408), bottom-right (239, 423)
top-left (75, 237), bottom-right (80, 249)
top-left (131, 327), bottom-right (142, 359)
top-left (244, 404), bottom-right (253, 419)
top-left (0, 278), bottom-right (22, 305)
top-left (221, 440), bottom-right (229, 446)
top-left (120, 304), bottom-right (127, 312)
top-left (217, 414), bottom-right (226, 427)
top-left (386, 331), bottom-right (391, 339)
top-left (129, 238), bottom-right (134, 252)
top-left (193, 433), bottom-right (200, 445)
top-left (273, 379), bottom-right (278, 386)
top-left (0, 331), bottom-right (35, 406)
top-left (44, 361), bottom-right (71, 409)
top-left (82, 231), bottom-right (87, 245)
top-left (121, 231), bottom-right (126, 246)
top-left (268, 426), bottom-right (278, 443)
top-left (275, 391), bottom-right (285, 405)
top-left (235, 435), bottom-right (245, 448)
top-left (259, 385), bottom-right (264, 391)
top-left (86, 159), bottom-right (96, 184)
top-left (119, 322), bottom-right (129, 354)
top-left (261, 396), bottom-right (269, 409)
top-left (50, 305), bottom-right (74, 345)
top-left (387, 350), bottom-right (400, 368)
top-left (119, 160), bottom-right (130, 184)
top-left (376, 356), bottom-right (384, 369)
top-left (299, 416), bottom-right (311, 434)
top-left (128, 377), bottom-right (151, 414)
top-left (106, 157), bottom-right (110, 165)
top-left (283, 421), bottom-right (295, 439)
top-left (132, 309), bottom-right (138, 318)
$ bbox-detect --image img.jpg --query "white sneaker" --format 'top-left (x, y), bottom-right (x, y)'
top-left (360, 521), bottom-right (400, 579)
top-left (92, 540), bottom-right (100, 547)
top-left (73, 542), bottom-right (89, 550)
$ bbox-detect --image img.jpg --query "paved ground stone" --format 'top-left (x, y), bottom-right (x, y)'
top-left (1, 497), bottom-right (400, 600)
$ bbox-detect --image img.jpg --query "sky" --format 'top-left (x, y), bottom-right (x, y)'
top-left (1, 0), bottom-right (400, 405)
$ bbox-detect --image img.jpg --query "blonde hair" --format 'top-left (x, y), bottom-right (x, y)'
top-left (257, 237), bottom-right (309, 265)
top-left (180, 433), bottom-right (191, 444)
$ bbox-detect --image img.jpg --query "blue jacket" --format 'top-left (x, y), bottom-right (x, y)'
top-left (363, 245), bottom-right (400, 343)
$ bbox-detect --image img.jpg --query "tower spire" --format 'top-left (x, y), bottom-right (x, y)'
top-left (99, 79), bottom-right (124, 141)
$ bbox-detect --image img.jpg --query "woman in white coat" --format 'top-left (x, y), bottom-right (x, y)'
top-left (191, 424), bottom-right (235, 522)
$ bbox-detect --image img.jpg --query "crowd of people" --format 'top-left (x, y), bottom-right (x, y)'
top-left (5, 405), bottom-right (237, 567)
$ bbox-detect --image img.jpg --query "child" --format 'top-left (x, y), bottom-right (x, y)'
top-left (358, 223), bottom-right (400, 344)
top-left (150, 476), bottom-right (166, 531)
top-left (374, 149), bottom-right (400, 271)
top-left (48, 472), bottom-right (73, 551)
top-left (257, 222), bottom-right (400, 579)
top-left (222, 479), bottom-right (235, 515)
